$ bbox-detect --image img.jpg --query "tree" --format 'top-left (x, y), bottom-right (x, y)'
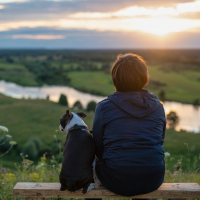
top-left (166, 111), bottom-right (179, 129)
top-left (58, 94), bottom-right (68, 106)
top-left (86, 101), bottom-right (97, 112)
top-left (159, 90), bottom-right (165, 101)
top-left (73, 101), bottom-right (83, 110)
top-left (193, 99), bottom-right (199, 106)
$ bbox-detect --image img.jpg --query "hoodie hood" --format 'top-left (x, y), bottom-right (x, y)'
top-left (108, 89), bottom-right (161, 118)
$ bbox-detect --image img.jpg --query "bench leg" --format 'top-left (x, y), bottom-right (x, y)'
top-left (25, 198), bottom-right (46, 200)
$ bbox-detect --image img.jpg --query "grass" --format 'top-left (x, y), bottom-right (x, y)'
top-left (67, 71), bottom-right (115, 96)
top-left (0, 94), bottom-right (200, 199)
top-left (0, 62), bottom-right (38, 86)
top-left (147, 65), bottom-right (200, 103)
top-left (67, 65), bottom-right (200, 104)
top-left (0, 94), bottom-right (200, 171)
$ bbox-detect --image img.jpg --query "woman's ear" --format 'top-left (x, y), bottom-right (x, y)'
top-left (76, 112), bottom-right (87, 118)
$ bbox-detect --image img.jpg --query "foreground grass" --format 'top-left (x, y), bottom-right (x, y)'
top-left (0, 94), bottom-right (200, 199)
top-left (0, 155), bottom-right (200, 200)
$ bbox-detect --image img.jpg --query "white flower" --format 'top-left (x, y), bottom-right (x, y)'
top-left (5, 134), bottom-right (12, 138)
top-left (0, 126), bottom-right (8, 132)
top-left (9, 141), bottom-right (17, 145)
top-left (35, 163), bottom-right (45, 169)
top-left (164, 152), bottom-right (170, 157)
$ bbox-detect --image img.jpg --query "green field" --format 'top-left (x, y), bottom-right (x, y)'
top-left (67, 66), bottom-right (200, 103)
top-left (68, 71), bottom-right (115, 96)
top-left (0, 50), bottom-right (200, 104)
top-left (0, 62), bottom-right (38, 86)
top-left (0, 94), bottom-right (200, 171)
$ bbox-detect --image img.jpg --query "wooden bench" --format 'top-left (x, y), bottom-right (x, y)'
top-left (13, 182), bottom-right (200, 200)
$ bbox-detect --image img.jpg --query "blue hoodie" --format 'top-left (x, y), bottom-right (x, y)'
top-left (93, 89), bottom-right (166, 167)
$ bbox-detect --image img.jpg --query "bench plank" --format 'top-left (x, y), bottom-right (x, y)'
top-left (13, 182), bottom-right (200, 199)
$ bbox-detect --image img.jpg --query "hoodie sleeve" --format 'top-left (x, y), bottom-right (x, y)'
top-left (93, 103), bottom-right (104, 159)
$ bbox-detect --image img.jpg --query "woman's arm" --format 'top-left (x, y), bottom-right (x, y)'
top-left (93, 103), bottom-right (104, 160)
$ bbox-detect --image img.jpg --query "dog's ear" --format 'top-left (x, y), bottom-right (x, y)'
top-left (77, 112), bottom-right (87, 118)
top-left (66, 110), bottom-right (70, 115)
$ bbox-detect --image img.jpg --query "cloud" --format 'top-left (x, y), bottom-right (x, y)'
top-left (1, 17), bottom-right (200, 36)
top-left (0, 0), bottom-right (29, 3)
top-left (1, 0), bottom-right (200, 48)
top-left (0, 4), bottom-right (4, 8)
top-left (12, 34), bottom-right (65, 39)
top-left (1, 28), bottom-right (200, 49)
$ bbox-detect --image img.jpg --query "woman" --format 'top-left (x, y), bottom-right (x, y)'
top-left (93, 53), bottom-right (166, 197)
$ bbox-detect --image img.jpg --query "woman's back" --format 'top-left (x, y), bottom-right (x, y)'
top-left (93, 89), bottom-right (166, 167)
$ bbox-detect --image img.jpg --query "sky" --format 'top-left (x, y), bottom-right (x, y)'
top-left (0, 0), bottom-right (200, 49)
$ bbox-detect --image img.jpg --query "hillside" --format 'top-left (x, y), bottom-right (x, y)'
top-left (0, 94), bottom-right (200, 171)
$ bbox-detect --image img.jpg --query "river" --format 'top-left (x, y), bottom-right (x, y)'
top-left (0, 80), bottom-right (199, 133)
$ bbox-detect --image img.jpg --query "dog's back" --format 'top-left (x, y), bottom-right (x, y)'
top-left (59, 129), bottom-right (95, 192)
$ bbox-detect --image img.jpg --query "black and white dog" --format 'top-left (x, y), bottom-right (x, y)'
top-left (59, 110), bottom-right (95, 194)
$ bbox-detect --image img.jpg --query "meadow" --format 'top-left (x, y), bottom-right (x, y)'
top-left (0, 49), bottom-right (200, 199)
top-left (0, 93), bottom-right (200, 172)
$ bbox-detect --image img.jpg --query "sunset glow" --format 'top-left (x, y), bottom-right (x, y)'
top-left (12, 35), bottom-right (65, 40)
top-left (1, 0), bottom-right (200, 48)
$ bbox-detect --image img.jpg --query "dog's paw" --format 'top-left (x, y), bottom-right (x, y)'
top-left (60, 186), bottom-right (66, 191)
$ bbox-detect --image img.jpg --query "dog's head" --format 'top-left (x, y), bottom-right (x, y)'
top-left (59, 110), bottom-right (87, 132)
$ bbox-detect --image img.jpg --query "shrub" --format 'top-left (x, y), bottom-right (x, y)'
top-left (0, 125), bottom-right (17, 158)
top-left (73, 100), bottom-right (83, 110)
top-left (58, 94), bottom-right (68, 106)
top-left (166, 111), bottom-right (179, 129)
top-left (86, 101), bottom-right (97, 112)
top-left (159, 90), bottom-right (166, 101)
top-left (23, 138), bottom-right (42, 160)
top-left (193, 98), bottom-right (199, 106)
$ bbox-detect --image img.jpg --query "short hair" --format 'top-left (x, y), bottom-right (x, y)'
top-left (110, 53), bottom-right (149, 92)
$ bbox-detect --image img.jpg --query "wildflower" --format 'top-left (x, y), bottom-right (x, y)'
top-left (2, 182), bottom-right (4, 184)
top-left (178, 159), bottom-right (182, 165)
top-left (0, 126), bottom-right (8, 132)
top-left (173, 171), bottom-right (179, 176)
top-left (9, 141), bottom-right (17, 145)
top-left (20, 153), bottom-right (23, 156)
top-left (1, 168), bottom-right (6, 174)
top-left (25, 155), bottom-right (28, 157)
top-left (164, 152), bottom-right (170, 157)
top-left (5, 134), bottom-right (12, 138)
top-left (170, 157), bottom-right (175, 161)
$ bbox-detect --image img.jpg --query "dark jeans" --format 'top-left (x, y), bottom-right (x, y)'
top-left (85, 161), bottom-right (165, 200)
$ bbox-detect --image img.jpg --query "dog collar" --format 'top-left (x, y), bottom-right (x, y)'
top-left (68, 125), bottom-right (88, 133)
